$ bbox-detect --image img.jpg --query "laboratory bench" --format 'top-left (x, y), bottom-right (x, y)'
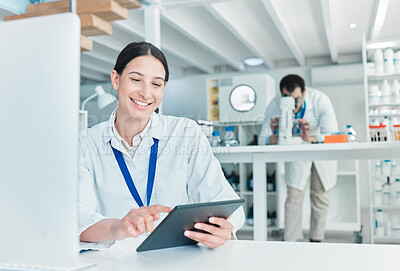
top-left (213, 141), bottom-right (400, 241)
top-left (79, 236), bottom-right (400, 271)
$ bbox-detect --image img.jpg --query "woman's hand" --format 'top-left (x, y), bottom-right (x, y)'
top-left (80, 204), bottom-right (171, 243)
top-left (112, 204), bottom-right (172, 240)
top-left (184, 216), bottom-right (234, 249)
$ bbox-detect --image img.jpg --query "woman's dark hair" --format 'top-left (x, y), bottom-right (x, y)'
top-left (113, 41), bottom-right (169, 82)
top-left (279, 74), bottom-right (305, 94)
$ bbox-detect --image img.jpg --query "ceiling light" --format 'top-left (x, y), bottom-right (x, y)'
top-left (349, 23), bottom-right (357, 29)
top-left (244, 57), bottom-right (264, 66)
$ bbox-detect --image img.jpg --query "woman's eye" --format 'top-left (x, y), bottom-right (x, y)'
top-left (153, 82), bottom-right (163, 87)
top-left (130, 78), bottom-right (140, 82)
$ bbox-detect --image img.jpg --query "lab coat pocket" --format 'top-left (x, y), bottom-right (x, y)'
top-left (154, 169), bottom-right (188, 207)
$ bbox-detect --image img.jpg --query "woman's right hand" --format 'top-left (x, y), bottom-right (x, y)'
top-left (112, 205), bottom-right (172, 240)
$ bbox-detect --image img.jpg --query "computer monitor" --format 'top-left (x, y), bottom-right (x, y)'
top-left (0, 13), bottom-right (92, 269)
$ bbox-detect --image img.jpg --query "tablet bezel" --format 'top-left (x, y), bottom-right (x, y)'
top-left (136, 199), bottom-right (245, 252)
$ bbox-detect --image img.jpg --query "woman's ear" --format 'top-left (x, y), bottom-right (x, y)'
top-left (111, 70), bottom-right (119, 90)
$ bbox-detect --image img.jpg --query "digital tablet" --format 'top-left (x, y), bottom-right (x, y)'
top-left (136, 199), bottom-right (245, 252)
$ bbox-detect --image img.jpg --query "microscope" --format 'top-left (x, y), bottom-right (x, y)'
top-left (278, 96), bottom-right (302, 145)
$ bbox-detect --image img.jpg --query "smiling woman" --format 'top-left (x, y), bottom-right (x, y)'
top-left (78, 41), bottom-right (245, 250)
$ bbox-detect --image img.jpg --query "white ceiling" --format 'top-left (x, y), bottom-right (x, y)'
top-left (1, 0), bottom-right (400, 83)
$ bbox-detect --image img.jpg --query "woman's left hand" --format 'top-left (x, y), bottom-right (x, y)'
top-left (184, 217), bottom-right (233, 249)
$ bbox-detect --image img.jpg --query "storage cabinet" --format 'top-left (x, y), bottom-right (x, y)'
top-left (362, 35), bottom-right (400, 243)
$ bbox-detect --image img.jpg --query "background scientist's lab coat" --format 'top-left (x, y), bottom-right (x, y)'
top-left (258, 87), bottom-right (339, 191)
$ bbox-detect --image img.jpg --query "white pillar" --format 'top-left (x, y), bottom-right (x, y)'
top-left (144, 6), bottom-right (161, 49)
top-left (144, 6), bottom-right (162, 113)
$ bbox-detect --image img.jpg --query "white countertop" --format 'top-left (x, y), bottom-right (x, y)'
top-left (213, 141), bottom-right (400, 163)
top-left (80, 237), bottom-right (400, 271)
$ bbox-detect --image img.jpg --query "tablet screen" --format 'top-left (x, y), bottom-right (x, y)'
top-left (136, 199), bottom-right (244, 252)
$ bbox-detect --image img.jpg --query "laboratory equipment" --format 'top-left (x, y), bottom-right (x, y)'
top-left (382, 160), bottom-right (391, 176)
top-left (211, 130), bottom-right (222, 147)
top-left (374, 180), bottom-right (383, 206)
top-left (278, 96), bottom-right (296, 145)
top-left (391, 213), bottom-right (400, 238)
top-left (384, 48), bottom-right (394, 74)
top-left (374, 49), bottom-right (384, 74)
top-left (375, 160), bottom-right (382, 175)
top-left (222, 126), bottom-right (239, 146)
top-left (392, 79), bottom-right (400, 102)
top-left (396, 179), bottom-right (400, 205)
top-left (381, 80), bottom-right (391, 103)
top-left (394, 50), bottom-right (400, 73)
top-left (80, 85), bottom-right (116, 130)
top-left (368, 85), bottom-right (380, 104)
top-left (346, 125), bottom-right (357, 142)
top-left (375, 209), bottom-right (385, 236)
top-left (382, 178), bottom-right (391, 206)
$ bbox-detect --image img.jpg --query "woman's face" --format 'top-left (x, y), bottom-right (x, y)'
top-left (111, 55), bottom-right (166, 122)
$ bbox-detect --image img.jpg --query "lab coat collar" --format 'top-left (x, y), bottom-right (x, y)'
top-left (102, 110), bottom-right (165, 152)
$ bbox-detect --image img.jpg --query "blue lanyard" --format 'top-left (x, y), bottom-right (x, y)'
top-left (111, 138), bottom-right (159, 207)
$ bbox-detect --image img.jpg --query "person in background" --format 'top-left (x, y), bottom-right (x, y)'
top-left (258, 74), bottom-right (338, 242)
top-left (79, 41), bottom-right (244, 249)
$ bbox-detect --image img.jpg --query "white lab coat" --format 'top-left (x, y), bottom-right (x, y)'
top-left (258, 88), bottom-right (338, 191)
top-left (78, 112), bottom-right (245, 235)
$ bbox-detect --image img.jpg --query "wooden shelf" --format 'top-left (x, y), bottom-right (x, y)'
top-left (114, 0), bottom-right (142, 9)
top-left (18, 0), bottom-right (129, 22)
top-left (80, 14), bottom-right (112, 36)
top-left (81, 35), bottom-right (93, 52)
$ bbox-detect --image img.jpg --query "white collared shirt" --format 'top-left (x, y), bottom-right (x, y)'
top-left (78, 112), bottom-right (245, 238)
top-left (111, 110), bottom-right (151, 159)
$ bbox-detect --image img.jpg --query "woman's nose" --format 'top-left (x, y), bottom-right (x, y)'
top-left (138, 83), bottom-right (151, 99)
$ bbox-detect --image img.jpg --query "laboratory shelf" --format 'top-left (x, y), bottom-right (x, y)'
top-left (365, 37), bottom-right (400, 50)
top-left (372, 205), bottom-right (400, 210)
top-left (367, 73), bottom-right (400, 81)
top-left (337, 171), bottom-right (357, 176)
top-left (368, 113), bottom-right (400, 118)
top-left (373, 236), bottom-right (400, 243)
top-left (368, 102), bottom-right (400, 107)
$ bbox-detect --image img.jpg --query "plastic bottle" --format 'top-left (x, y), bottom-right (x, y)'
top-left (394, 51), bottom-right (400, 73)
top-left (391, 159), bottom-right (398, 176)
top-left (376, 160), bottom-right (382, 175)
top-left (382, 117), bottom-right (391, 141)
top-left (391, 213), bottom-right (400, 238)
top-left (374, 49), bottom-right (384, 74)
top-left (392, 79), bottom-right (400, 102)
top-left (384, 47), bottom-right (394, 74)
top-left (247, 205), bottom-right (254, 226)
top-left (374, 180), bottom-right (383, 206)
top-left (381, 80), bottom-right (392, 103)
top-left (375, 209), bottom-right (385, 236)
top-left (210, 130), bottom-right (222, 147)
top-left (390, 178), bottom-right (398, 205)
top-left (382, 178), bottom-right (391, 206)
top-left (345, 125), bottom-right (357, 143)
top-left (396, 178), bottom-right (400, 205)
top-left (386, 215), bottom-right (392, 236)
top-left (222, 126), bottom-right (239, 147)
top-left (369, 85), bottom-right (380, 104)
top-left (382, 160), bottom-right (391, 176)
